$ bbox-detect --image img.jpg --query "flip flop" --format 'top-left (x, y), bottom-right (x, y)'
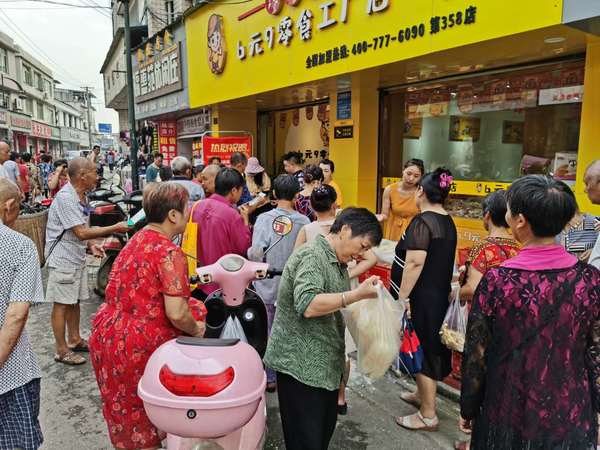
top-left (400, 391), bottom-right (422, 408)
top-left (337, 402), bottom-right (348, 415)
top-left (54, 351), bottom-right (86, 366)
top-left (395, 411), bottom-right (439, 432)
top-left (68, 338), bottom-right (89, 353)
top-left (454, 441), bottom-right (470, 450)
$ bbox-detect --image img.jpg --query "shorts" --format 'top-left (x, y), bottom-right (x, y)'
top-left (46, 266), bottom-right (89, 305)
top-left (0, 378), bottom-right (43, 450)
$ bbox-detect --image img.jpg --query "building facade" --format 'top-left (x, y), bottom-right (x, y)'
top-left (182, 0), bottom-right (600, 248)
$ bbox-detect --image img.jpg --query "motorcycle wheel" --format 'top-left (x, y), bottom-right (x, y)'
top-left (94, 253), bottom-right (117, 297)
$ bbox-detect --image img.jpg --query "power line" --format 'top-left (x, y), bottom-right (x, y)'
top-left (0, 9), bottom-right (85, 87)
top-left (76, 0), bottom-right (112, 18)
top-left (0, 0), bottom-right (110, 8)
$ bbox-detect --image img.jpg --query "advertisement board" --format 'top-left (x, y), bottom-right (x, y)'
top-left (202, 135), bottom-right (251, 165)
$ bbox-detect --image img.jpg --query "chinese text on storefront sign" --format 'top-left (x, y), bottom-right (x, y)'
top-left (202, 135), bottom-right (251, 165)
top-left (235, 1), bottom-right (477, 70)
top-left (158, 121), bottom-right (177, 164)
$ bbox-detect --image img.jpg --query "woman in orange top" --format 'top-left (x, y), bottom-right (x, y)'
top-left (380, 159), bottom-right (424, 241)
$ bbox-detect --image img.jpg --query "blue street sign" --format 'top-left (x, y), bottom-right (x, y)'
top-left (98, 123), bottom-right (112, 134)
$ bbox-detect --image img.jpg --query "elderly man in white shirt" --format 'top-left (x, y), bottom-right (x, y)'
top-left (0, 141), bottom-right (13, 182)
top-left (584, 160), bottom-right (600, 269)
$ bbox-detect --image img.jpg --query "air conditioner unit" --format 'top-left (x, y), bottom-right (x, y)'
top-left (13, 98), bottom-right (24, 111)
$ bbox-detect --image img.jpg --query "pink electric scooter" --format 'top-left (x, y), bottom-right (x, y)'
top-left (138, 216), bottom-right (293, 450)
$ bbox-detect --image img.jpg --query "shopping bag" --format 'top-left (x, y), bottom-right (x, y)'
top-left (346, 284), bottom-right (403, 379)
top-left (181, 201), bottom-right (202, 279)
top-left (220, 315), bottom-right (248, 343)
top-left (399, 313), bottom-right (424, 375)
top-left (439, 285), bottom-right (468, 352)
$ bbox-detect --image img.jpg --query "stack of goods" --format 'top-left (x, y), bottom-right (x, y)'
top-left (445, 197), bottom-right (483, 219)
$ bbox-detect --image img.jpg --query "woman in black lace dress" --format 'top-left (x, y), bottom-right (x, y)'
top-left (461, 175), bottom-right (600, 450)
top-left (391, 168), bottom-right (457, 431)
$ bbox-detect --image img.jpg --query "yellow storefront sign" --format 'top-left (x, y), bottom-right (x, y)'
top-left (186, 0), bottom-right (563, 107)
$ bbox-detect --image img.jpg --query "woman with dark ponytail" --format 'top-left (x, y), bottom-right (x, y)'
top-left (391, 168), bottom-right (458, 432)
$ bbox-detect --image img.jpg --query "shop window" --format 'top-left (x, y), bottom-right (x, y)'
top-left (0, 47), bottom-right (8, 74)
top-left (380, 60), bottom-right (583, 184)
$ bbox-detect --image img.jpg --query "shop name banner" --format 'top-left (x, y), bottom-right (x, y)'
top-left (31, 121), bottom-right (51, 138)
top-left (202, 135), bottom-right (251, 165)
top-left (134, 39), bottom-right (183, 103)
top-left (10, 114), bottom-right (31, 131)
top-left (158, 121), bottom-right (178, 164)
top-left (177, 110), bottom-right (211, 136)
top-left (186, 0), bottom-right (563, 107)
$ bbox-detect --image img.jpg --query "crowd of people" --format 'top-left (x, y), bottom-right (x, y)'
top-left (0, 134), bottom-right (600, 450)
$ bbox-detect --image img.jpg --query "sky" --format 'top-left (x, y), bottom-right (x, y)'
top-left (0, 0), bottom-right (119, 131)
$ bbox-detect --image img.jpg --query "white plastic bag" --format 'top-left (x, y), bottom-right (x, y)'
top-left (220, 316), bottom-right (248, 343)
top-left (439, 285), bottom-right (468, 352)
top-left (346, 284), bottom-right (403, 379)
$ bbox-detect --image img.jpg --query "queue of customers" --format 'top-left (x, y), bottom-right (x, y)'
top-left (0, 138), bottom-right (600, 450)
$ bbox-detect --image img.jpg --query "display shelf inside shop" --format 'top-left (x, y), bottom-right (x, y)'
top-left (446, 194), bottom-right (484, 220)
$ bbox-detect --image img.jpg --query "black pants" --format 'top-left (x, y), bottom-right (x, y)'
top-left (276, 371), bottom-right (339, 450)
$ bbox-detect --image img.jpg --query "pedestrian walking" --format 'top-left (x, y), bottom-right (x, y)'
top-left (585, 160), bottom-right (600, 269)
top-left (47, 159), bottom-right (69, 198)
top-left (380, 159), bottom-right (424, 241)
top-left (45, 157), bottom-right (129, 366)
top-left (145, 152), bottom-right (163, 183)
top-left (263, 207), bottom-right (382, 450)
top-left (90, 183), bottom-right (205, 450)
top-left (168, 156), bottom-right (205, 203)
top-left (0, 178), bottom-right (45, 450)
top-left (320, 158), bottom-right (343, 207)
top-left (295, 164), bottom-right (323, 222)
top-left (0, 141), bottom-right (9, 180)
top-left (1, 145), bottom-right (22, 190)
top-left (192, 168), bottom-right (251, 297)
top-left (247, 174), bottom-right (310, 392)
top-left (107, 150), bottom-right (115, 172)
top-left (23, 153), bottom-right (42, 201)
top-left (38, 154), bottom-right (53, 197)
top-left (17, 154), bottom-right (30, 202)
top-left (460, 175), bottom-right (600, 450)
top-left (392, 168), bottom-right (457, 431)
top-left (283, 151), bottom-right (305, 189)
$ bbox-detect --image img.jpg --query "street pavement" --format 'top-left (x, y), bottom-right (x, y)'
top-left (29, 266), bottom-right (465, 450)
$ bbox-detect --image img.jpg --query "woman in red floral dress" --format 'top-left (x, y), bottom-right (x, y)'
top-left (89, 183), bottom-right (206, 450)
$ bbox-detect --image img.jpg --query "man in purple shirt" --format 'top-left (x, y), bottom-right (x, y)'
top-left (193, 168), bottom-right (252, 296)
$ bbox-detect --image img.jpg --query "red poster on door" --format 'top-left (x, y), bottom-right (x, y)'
top-left (158, 121), bottom-right (177, 165)
top-left (202, 135), bottom-right (252, 165)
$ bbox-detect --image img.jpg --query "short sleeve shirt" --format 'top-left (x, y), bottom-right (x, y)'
top-left (45, 182), bottom-right (88, 269)
top-left (3, 160), bottom-right (19, 184)
top-left (263, 235), bottom-right (349, 391)
top-left (0, 222), bottom-right (45, 394)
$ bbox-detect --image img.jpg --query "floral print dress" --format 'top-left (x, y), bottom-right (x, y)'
top-left (89, 229), bottom-right (194, 449)
top-left (461, 262), bottom-right (600, 449)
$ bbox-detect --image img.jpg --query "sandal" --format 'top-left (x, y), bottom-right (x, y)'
top-left (400, 391), bottom-right (422, 408)
top-left (68, 338), bottom-right (89, 353)
top-left (54, 351), bottom-right (86, 366)
top-left (337, 402), bottom-right (348, 415)
top-left (395, 411), bottom-right (439, 432)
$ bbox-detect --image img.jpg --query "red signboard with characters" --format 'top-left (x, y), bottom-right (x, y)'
top-left (202, 135), bottom-right (252, 165)
top-left (158, 121), bottom-right (177, 165)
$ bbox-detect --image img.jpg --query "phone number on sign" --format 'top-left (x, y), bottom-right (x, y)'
top-left (305, 7), bottom-right (478, 69)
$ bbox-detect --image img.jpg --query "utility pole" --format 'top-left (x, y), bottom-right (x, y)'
top-left (82, 86), bottom-right (93, 148)
top-left (123, 0), bottom-right (139, 190)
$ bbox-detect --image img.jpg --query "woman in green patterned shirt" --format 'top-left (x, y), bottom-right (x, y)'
top-left (264, 207), bottom-right (383, 450)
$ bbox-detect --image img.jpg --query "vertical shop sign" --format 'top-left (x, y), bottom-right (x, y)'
top-left (158, 121), bottom-right (178, 164)
top-left (336, 91), bottom-right (352, 120)
top-left (202, 135), bottom-right (252, 165)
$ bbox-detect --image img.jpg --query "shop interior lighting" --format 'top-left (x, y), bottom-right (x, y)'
top-left (544, 37), bottom-right (566, 44)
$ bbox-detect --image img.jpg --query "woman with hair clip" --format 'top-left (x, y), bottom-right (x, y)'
top-left (391, 167), bottom-right (457, 432)
top-left (294, 164), bottom-right (324, 221)
top-left (380, 158), bottom-right (425, 241)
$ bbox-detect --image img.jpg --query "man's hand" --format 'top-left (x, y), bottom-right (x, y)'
top-left (112, 222), bottom-right (131, 234)
top-left (0, 302), bottom-right (30, 368)
top-left (89, 243), bottom-right (106, 258)
top-left (239, 205), bottom-right (250, 226)
top-left (459, 417), bottom-right (472, 434)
